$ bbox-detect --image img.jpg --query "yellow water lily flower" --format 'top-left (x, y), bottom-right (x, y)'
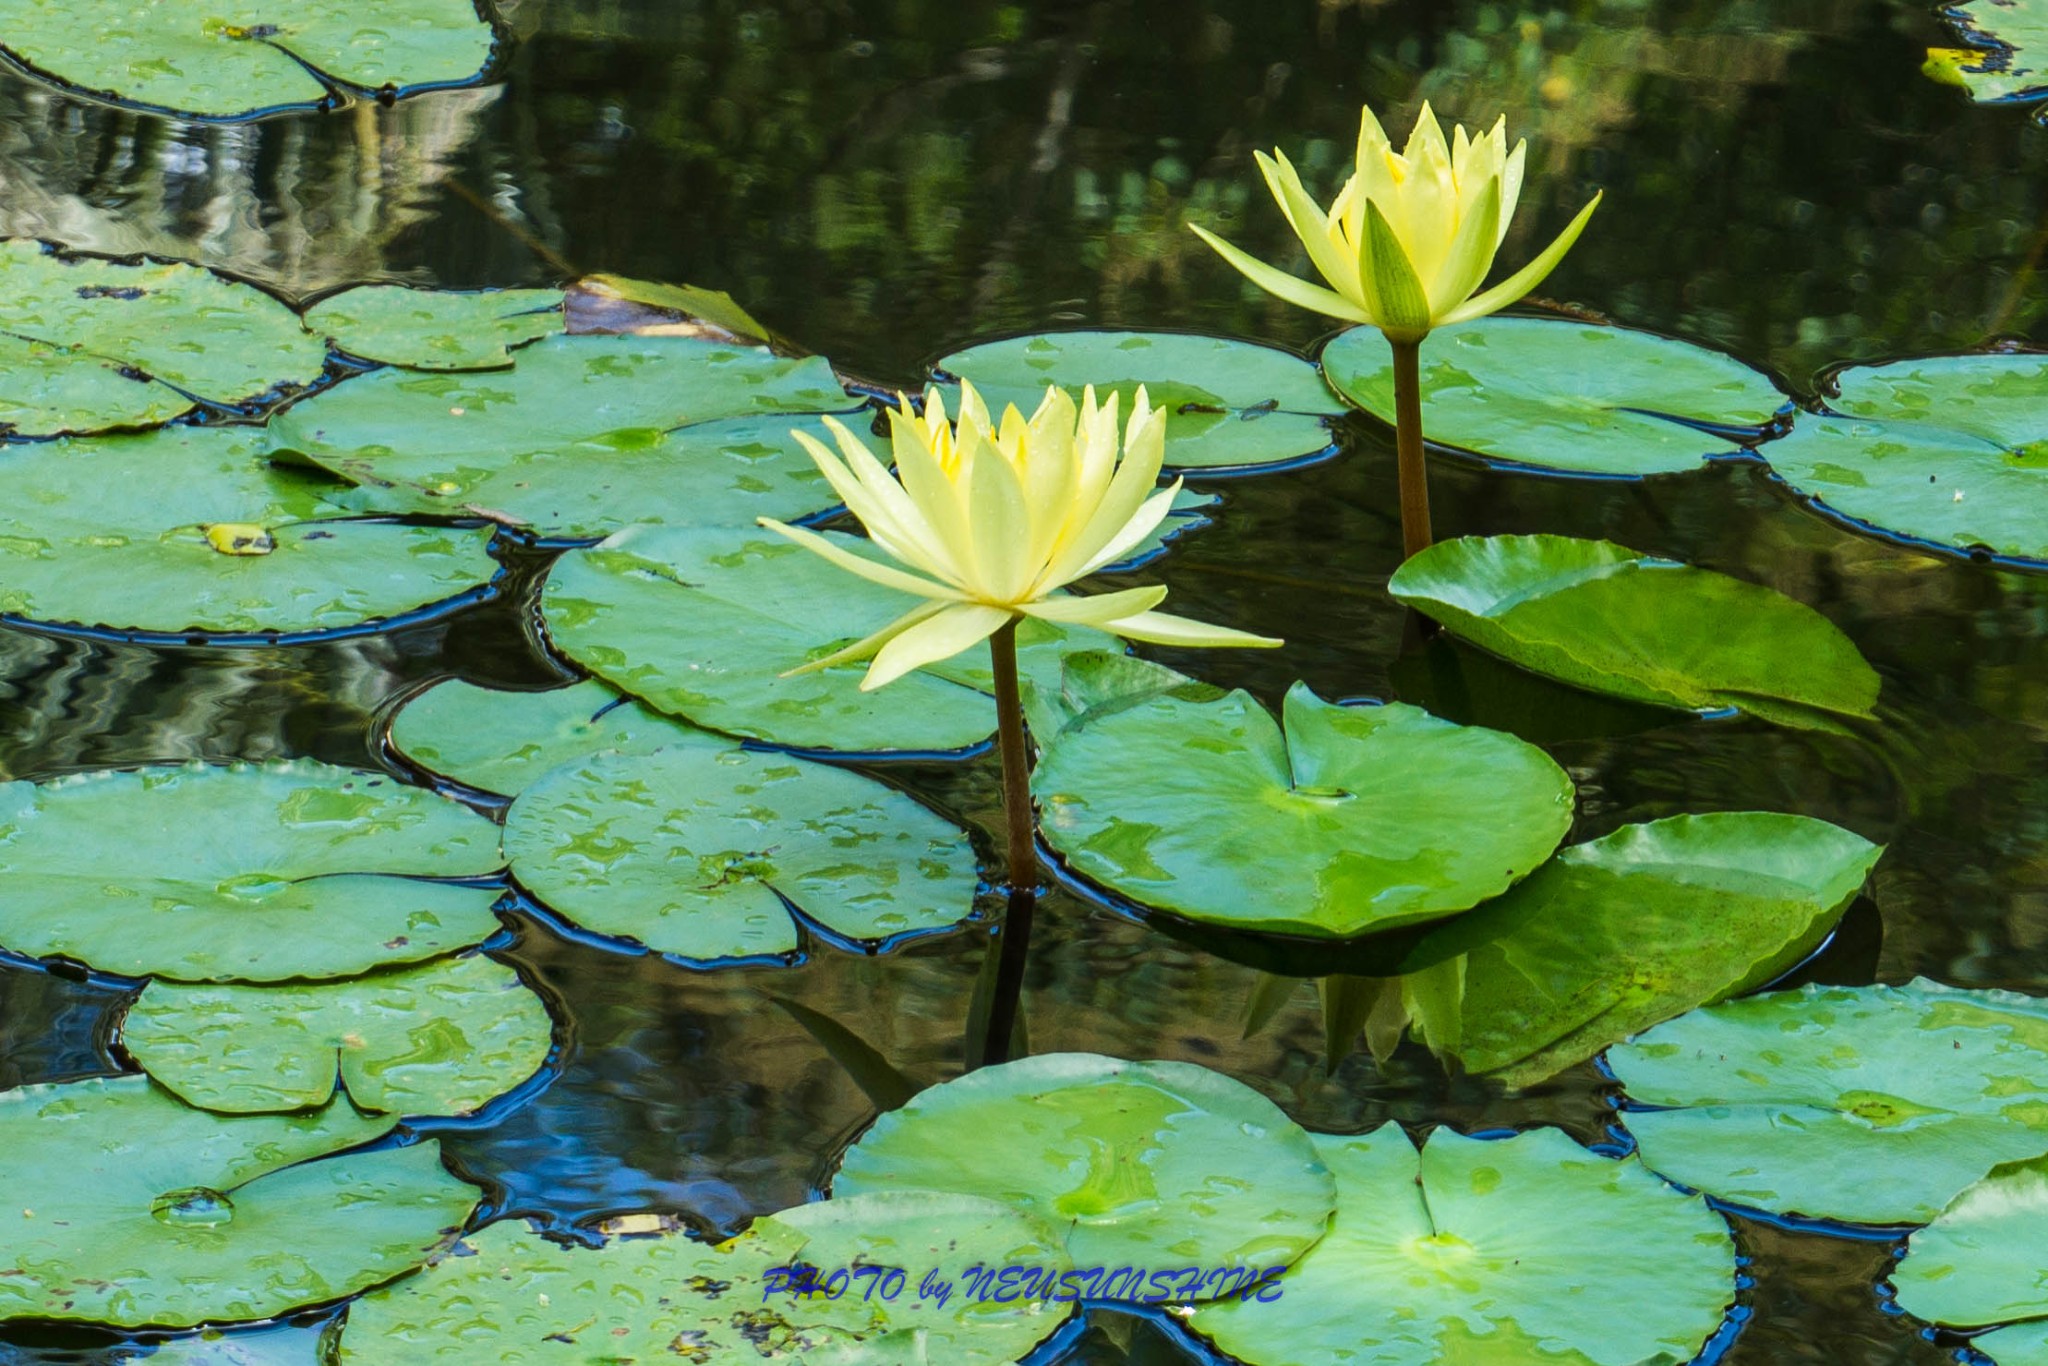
top-left (1191, 102), bottom-right (1602, 342)
top-left (758, 382), bottom-right (1280, 691)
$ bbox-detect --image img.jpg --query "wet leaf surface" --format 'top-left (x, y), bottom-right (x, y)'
top-left (1894, 1153), bottom-right (2048, 1335)
top-left (1931, 0), bottom-right (2048, 103)
top-left (303, 287), bottom-right (564, 371)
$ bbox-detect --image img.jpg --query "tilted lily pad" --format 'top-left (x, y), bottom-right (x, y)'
top-left (1766, 354), bottom-right (2048, 562)
top-left (832, 1053), bottom-right (1335, 1281)
top-left (123, 954), bottom-right (552, 1117)
top-left (1893, 1155), bottom-right (2048, 1336)
top-left (338, 1194), bottom-right (1072, 1365)
top-left (1403, 813), bottom-right (1883, 1087)
top-left (1034, 682), bottom-right (1574, 939)
top-left (0, 0), bottom-right (498, 118)
top-left (565, 273), bottom-right (774, 345)
top-left (1929, 0), bottom-right (2048, 103)
top-left (1388, 535), bottom-right (1880, 731)
top-left (1321, 316), bottom-right (1786, 476)
top-left (0, 1076), bottom-right (474, 1328)
top-left (390, 679), bottom-right (718, 797)
top-left (1190, 1126), bottom-right (1735, 1366)
top-left (543, 524), bottom-right (1110, 753)
top-left (0, 241), bottom-right (326, 435)
top-left (0, 424), bottom-right (497, 636)
top-left (1611, 980), bottom-right (2048, 1224)
top-left (0, 760), bottom-right (505, 981)
top-left (504, 743), bottom-right (979, 960)
top-left (304, 287), bottom-right (564, 371)
top-left (936, 330), bottom-right (1344, 471)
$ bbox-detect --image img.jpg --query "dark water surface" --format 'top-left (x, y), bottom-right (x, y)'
top-left (1, 0), bottom-right (2045, 1361)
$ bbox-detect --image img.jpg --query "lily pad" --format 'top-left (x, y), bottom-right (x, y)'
top-left (1403, 813), bottom-right (1883, 1087)
top-left (390, 679), bottom-right (718, 797)
top-left (935, 330), bottom-right (1344, 471)
top-left (1320, 316), bottom-right (1787, 476)
top-left (304, 287), bottom-right (564, 371)
top-left (0, 424), bottom-right (498, 637)
top-left (1893, 1155), bottom-right (2048, 1336)
top-left (1930, 0), bottom-right (2048, 103)
top-left (1033, 682), bottom-right (1574, 939)
top-left (337, 1194), bottom-right (1073, 1365)
top-left (0, 0), bottom-right (499, 119)
top-left (1388, 535), bottom-right (1880, 731)
top-left (504, 743), bottom-right (979, 960)
top-left (139, 1326), bottom-right (325, 1364)
top-left (0, 240), bottom-right (327, 436)
top-left (565, 273), bottom-right (774, 345)
top-left (831, 1053), bottom-right (1336, 1281)
top-left (122, 954), bottom-right (552, 1117)
top-left (0, 1075), bottom-right (474, 1328)
top-left (1978, 1324), bottom-right (2048, 1366)
top-left (0, 760), bottom-right (506, 981)
top-left (542, 523), bottom-right (1110, 754)
top-left (1190, 1125), bottom-right (1735, 1366)
top-left (1610, 980), bottom-right (2048, 1224)
top-left (1765, 354), bottom-right (2048, 563)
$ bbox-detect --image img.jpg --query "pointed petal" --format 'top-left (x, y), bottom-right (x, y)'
top-left (755, 518), bottom-right (963, 602)
top-left (1262, 148), bottom-right (1363, 302)
top-left (1439, 190), bottom-right (1603, 325)
top-left (1039, 432), bottom-right (1171, 590)
top-left (1189, 224), bottom-right (1376, 324)
top-left (1361, 200), bottom-right (1435, 339)
top-left (862, 603), bottom-right (1015, 690)
top-left (1018, 584), bottom-right (1168, 626)
top-left (1073, 482), bottom-right (1180, 577)
top-left (778, 599), bottom-right (950, 677)
top-left (966, 435), bottom-right (1034, 600)
top-left (1102, 609), bottom-right (1284, 649)
top-left (1429, 171), bottom-right (1502, 315)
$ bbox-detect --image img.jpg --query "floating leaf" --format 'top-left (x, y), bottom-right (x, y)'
top-left (0, 0), bottom-right (499, 118)
top-left (390, 679), bottom-right (718, 796)
top-left (0, 1076), bottom-right (473, 1328)
top-left (565, 272), bottom-right (774, 345)
top-left (304, 287), bottom-right (564, 371)
top-left (936, 330), bottom-right (1344, 471)
top-left (832, 1053), bottom-right (1336, 1281)
top-left (1978, 1324), bottom-right (2048, 1366)
top-left (1894, 1155), bottom-right (2048, 1337)
top-left (336, 1195), bottom-right (1073, 1365)
top-left (1766, 354), bottom-right (2048, 562)
top-left (1388, 535), bottom-right (1880, 731)
top-left (1930, 1), bottom-right (2048, 103)
top-left (0, 240), bottom-right (326, 435)
top-left (1611, 980), bottom-right (2048, 1224)
top-left (0, 760), bottom-right (505, 981)
top-left (543, 524), bottom-right (1109, 754)
top-left (1190, 1125), bottom-right (1735, 1366)
top-left (1022, 649), bottom-right (1225, 742)
top-left (141, 1325), bottom-right (325, 1364)
top-left (504, 743), bottom-right (979, 960)
top-left (0, 425), bottom-right (497, 636)
top-left (123, 954), bottom-right (552, 1117)
top-left (1404, 813), bottom-right (1882, 1087)
top-left (1033, 682), bottom-right (1573, 939)
top-left (1320, 316), bottom-right (1786, 476)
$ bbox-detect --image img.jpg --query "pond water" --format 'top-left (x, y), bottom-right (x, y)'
top-left (0, 0), bottom-right (2044, 1362)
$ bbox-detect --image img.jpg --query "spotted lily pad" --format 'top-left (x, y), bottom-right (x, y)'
top-left (0, 240), bottom-right (326, 436)
top-left (0, 760), bottom-right (505, 981)
top-left (832, 1053), bottom-right (1335, 1281)
top-left (936, 330), bottom-right (1345, 471)
top-left (0, 0), bottom-right (499, 118)
top-left (504, 742), bottom-right (979, 961)
top-left (0, 424), bottom-right (497, 636)
top-left (1893, 1155), bottom-right (2048, 1341)
top-left (390, 679), bottom-right (716, 796)
top-left (304, 287), bottom-right (564, 371)
top-left (1765, 354), bottom-right (2048, 563)
top-left (337, 1194), bottom-right (1072, 1365)
top-left (0, 1076), bottom-right (474, 1328)
top-left (1033, 683), bottom-right (1574, 939)
top-left (1388, 535), bottom-right (1880, 732)
top-left (1611, 980), bottom-right (2048, 1224)
top-left (1929, 1), bottom-right (2048, 103)
top-left (122, 954), bottom-right (552, 1117)
top-left (1321, 316), bottom-right (1787, 476)
top-left (1190, 1126), bottom-right (1735, 1366)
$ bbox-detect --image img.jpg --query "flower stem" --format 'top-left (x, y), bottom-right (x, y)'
top-left (982, 617), bottom-right (1036, 1066)
top-left (1390, 337), bottom-right (1433, 558)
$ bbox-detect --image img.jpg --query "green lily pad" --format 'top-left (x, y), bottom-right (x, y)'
top-left (0, 760), bottom-right (506, 981)
top-left (1403, 813), bottom-right (1883, 1087)
top-left (1932, 0), bottom-right (2048, 103)
top-left (1978, 1324), bottom-right (2048, 1366)
top-left (139, 1326), bottom-right (324, 1364)
top-left (304, 287), bottom-right (564, 371)
top-left (1894, 1155), bottom-right (2048, 1335)
top-left (1611, 980), bottom-right (2048, 1224)
top-left (1033, 682), bottom-right (1574, 939)
top-left (935, 330), bottom-right (1344, 471)
top-left (123, 954), bottom-right (552, 1117)
top-left (390, 679), bottom-right (718, 797)
top-left (337, 1194), bottom-right (1073, 1365)
top-left (831, 1053), bottom-right (1336, 1281)
top-left (1388, 535), bottom-right (1880, 732)
top-left (1190, 1125), bottom-right (1735, 1366)
top-left (0, 241), bottom-right (327, 436)
top-left (1766, 354), bottom-right (2048, 563)
top-left (0, 424), bottom-right (498, 637)
top-left (0, 1075), bottom-right (474, 1328)
top-left (1320, 316), bottom-right (1787, 476)
top-left (566, 272), bottom-right (774, 345)
top-left (503, 742), bottom-right (979, 960)
top-left (542, 523), bottom-right (1110, 754)
top-left (0, 0), bottom-right (499, 119)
